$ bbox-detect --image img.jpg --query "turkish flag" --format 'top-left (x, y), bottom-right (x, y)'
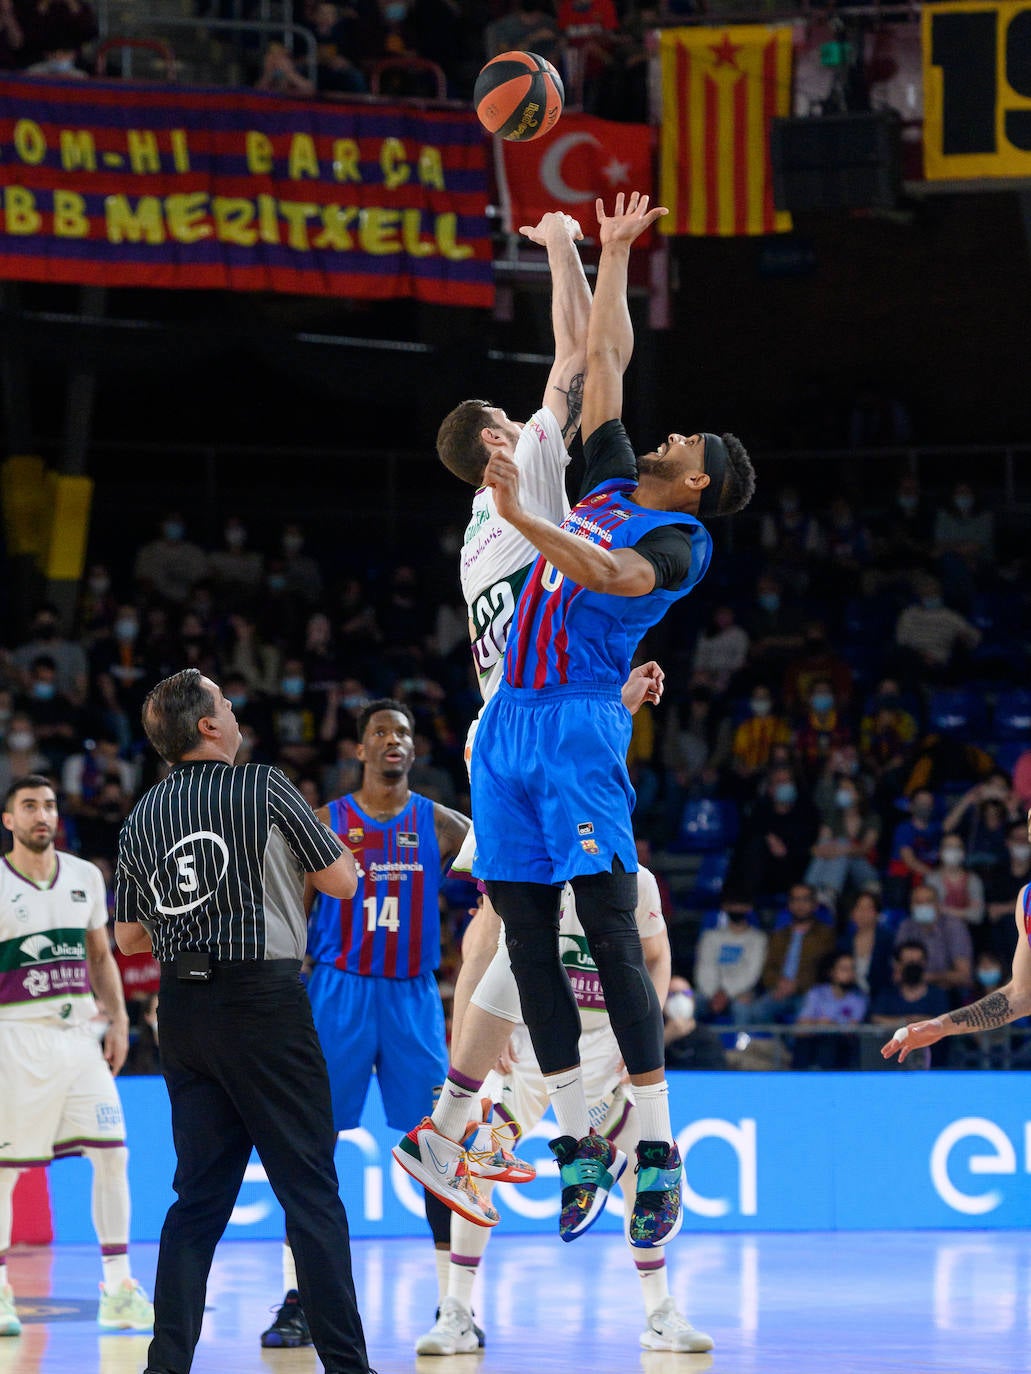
top-left (496, 114), bottom-right (655, 241)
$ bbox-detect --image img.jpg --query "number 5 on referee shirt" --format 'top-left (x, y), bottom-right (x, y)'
top-left (176, 853), bottom-right (198, 893)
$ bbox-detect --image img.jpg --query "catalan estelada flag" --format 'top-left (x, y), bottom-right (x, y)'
top-left (659, 25), bottom-right (793, 237)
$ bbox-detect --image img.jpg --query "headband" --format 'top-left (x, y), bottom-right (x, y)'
top-left (698, 433), bottom-right (728, 519)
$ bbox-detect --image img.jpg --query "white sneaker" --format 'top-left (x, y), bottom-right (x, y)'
top-left (414, 1295), bottom-right (481, 1355)
top-left (392, 1118), bottom-right (499, 1228)
top-left (640, 1296), bottom-right (714, 1353)
top-left (0, 1283), bottom-right (20, 1337)
top-left (97, 1278), bottom-right (154, 1330)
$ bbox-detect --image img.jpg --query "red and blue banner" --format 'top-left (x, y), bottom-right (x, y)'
top-left (0, 79), bottom-right (494, 306)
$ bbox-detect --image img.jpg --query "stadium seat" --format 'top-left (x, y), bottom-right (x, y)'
top-left (992, 689), bottom-right (1031, 740)
top-left (672, 798), bottom-right (739, 853)
top-left (926, 687), bottom-right (988, 736)
top-left (988, 740), bottom-right (1027, 774)
top-left (692, 850), bottom-right (731, 907)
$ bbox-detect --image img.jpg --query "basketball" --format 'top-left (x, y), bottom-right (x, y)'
top-left (474, 50), bottom-right (564, 142)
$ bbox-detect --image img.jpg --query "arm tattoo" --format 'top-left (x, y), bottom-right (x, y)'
top-left (950, 991), bottom-right (1013, 1031)
top-left (555, 371), bottom-right (584, 445)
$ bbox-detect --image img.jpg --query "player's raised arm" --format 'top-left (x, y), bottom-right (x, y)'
top-left (581, 192), bottom-right (668, 444)
top-left (881, 882), bottom-right (1031, 1062)
top-left (519, 211), bottom-right (592, 446)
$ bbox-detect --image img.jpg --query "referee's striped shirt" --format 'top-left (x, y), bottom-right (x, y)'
top-left (115, 761), bottom-right (344, 962)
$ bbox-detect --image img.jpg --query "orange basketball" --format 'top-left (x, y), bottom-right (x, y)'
top-left (474, 50), bottom-right (564, 142)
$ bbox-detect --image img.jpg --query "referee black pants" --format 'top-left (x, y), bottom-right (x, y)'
top-left (147, 962), bottom-right (370, 1374)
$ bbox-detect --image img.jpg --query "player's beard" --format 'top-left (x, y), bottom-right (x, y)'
top-left (637, 455), bottom-right (678, 482)
top-left (18, 829), bottom-right (55, 853)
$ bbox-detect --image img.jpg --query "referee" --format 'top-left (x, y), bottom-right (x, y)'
top-left (114, 669), bottom-right (373, 1374)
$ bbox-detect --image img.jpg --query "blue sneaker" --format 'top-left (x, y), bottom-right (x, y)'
top-left (550, 1129), bottom-right (627, 1242)
top-left (627, 1139), bottom-right (683, 1248)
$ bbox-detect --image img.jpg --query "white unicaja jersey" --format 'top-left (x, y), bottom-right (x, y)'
top-left (0, 852), bottom-right (107, 1026)
top-left (460, 406), bottom-right (571, 703)
top-left (560, 865), bottom-right (665, 1033)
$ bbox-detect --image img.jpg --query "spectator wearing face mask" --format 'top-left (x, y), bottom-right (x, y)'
top-left (942, 774), bottom-right (1020, 877)
top-left (17, 656), bottom-right (83, 770)
top-left (270, 658), bottom-right (322, 771)
top-left (791, 951), bottom-right (867, 1070)
top-left (743, 574), bottom-right (806, 679)
top-left (893, 884), bottom-right (972, 997)
top-left (870, 940), bottom-right (949, 1067)
top-left (838, 891), bottom-right (895, 1003)
top-left (10, 606), bottom-right (88, 705)
top-left (782, 621), bottom-right (853, 716)
top-left (933, 481), bottom-right (995, 612)
top-left (792, 678), bottom-right (853, 782)
top-left (804, 775), bottom-right (880, 904)
top-left (208, 516), bottom-right (264, 612)
top-left (692, 891), bottom-right (767, 1023)
top-left (866, 475), bottom-right (936, 591)
top-left (759, 489), bottom-right (824, 595)
top-left (859, 679), bottom-right (918, 784)
top-left (133, 512), bottom-right (209, 608)
top-left (0, 712), bottom-right (50, 798)
top-left (728, 685), bottom-right (791, 795)
top-left (893, 575), bottom-right (980, 683)
top-left (886, 788), bottom-right (941, 893)
top-left (982, 822), bottom-right (1030, 971)
top-left (77, 564), bottom-right (118, 646)
top-left (731, 765), bottom-right (819, 903)
top-left (925, 837), bottom-right (985, 927)
top-left (281, 524), bottom-right (324, 605)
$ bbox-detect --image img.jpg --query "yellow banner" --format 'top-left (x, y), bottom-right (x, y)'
top-left (923, 0), bottom-right (1031, 179)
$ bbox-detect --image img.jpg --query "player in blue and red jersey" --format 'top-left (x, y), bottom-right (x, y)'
top-left (397, 192), bottom-right (756, 1250)
top-left (261, 698), bottom-right (488, 1351)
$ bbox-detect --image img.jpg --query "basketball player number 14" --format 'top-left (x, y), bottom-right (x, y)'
top-left (364, 895), bottom-right (400, 932)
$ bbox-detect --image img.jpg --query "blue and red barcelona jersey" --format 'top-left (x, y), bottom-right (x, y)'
top-left (505, 478), bottom-right (713, 689)
top-left (307, 793), bottom-right (442, 979)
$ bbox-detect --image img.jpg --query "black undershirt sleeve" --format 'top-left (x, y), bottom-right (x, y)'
top-left (580, 419), bottom-right (638, 498)
top-left (633, 525), bottom-right (696, 591)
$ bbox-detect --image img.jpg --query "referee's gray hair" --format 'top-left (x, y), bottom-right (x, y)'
top-left (143, 668), bottom-right (217, 764)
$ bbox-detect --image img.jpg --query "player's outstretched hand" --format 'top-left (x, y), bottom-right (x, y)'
top-left (518, 210), bottom-right (583, 246)
top-left (880, 1017), bottom-right (947, 1063)
top-left (484, 451), bottom-right (523, 524)
top-left (595, 191), bottom-right (668, 247)
top-left (622, 660), bottom-right (665, 714)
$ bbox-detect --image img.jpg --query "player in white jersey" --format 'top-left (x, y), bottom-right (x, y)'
top-left (415, 868), bottom-right (713, 1356)
top-left (0, 775), bottom-right (153, 1338)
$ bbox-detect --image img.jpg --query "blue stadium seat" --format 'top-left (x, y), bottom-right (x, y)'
top-left (993, 689), bottom-right (1031, 741)
top-left (989, 740), bottom-right (1027, 774)
top-left (927, 687), bottom-right (988, 736)
top-left (673, 798), bottom-right (739, 853)
top-left (692, 850), bottom-right (731, 907)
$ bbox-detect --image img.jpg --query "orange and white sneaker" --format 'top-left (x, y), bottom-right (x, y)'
top-left (392, 1118), bottom-right (499, 1228)
top-left (461, 1115), bottom-right (537, 1184)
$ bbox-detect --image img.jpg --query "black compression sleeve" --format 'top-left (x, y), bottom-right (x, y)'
top-left (580, 419), bottom-right (637, 499)
top-left (633, 525), bottom-right (696, 590)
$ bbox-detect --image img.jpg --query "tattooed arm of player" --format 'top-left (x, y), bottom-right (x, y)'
top-left (523, 212), bottom-right (592, 443)
top-left (882, 884), bottom-right (1031, 1061)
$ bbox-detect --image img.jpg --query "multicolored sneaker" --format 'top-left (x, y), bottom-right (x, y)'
top-left (461, 1115), bottom-right (536, 1184)
top-left (414, 1296), bottom-right (480, 1355)
top-left (392, 1118), bottom-right (499, 1227)
top-left (260, 1289), bottom-right (313, 1348)
top-left (550, 1129), bottom-right (627, 1243)
top-left (627, 1139), bottom-right (683, 1248)
top-left (0, 1283), bottom-right (21, 1337)
top-left (640, 1295), bottom-right (714, 1352)
top-left (97, 1278), bottom-right (154, 1330)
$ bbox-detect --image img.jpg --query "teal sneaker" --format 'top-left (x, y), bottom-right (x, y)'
top-left (0, 1282), bottom-right (21, 1337)
top-left (98, 1278), bottom-right (154, 1330)
top-left (628, 1139), bottom-right (683, 1248)
top-left (550, 1128), bottom-right (627, 1242)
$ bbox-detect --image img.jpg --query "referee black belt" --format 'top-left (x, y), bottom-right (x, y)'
top-left (159, 957), bottom-right (302, 977)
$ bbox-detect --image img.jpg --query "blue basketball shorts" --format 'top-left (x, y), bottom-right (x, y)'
top-left (306, 963), bottom-right (447, 1132)
top-left (470, 681), bottom-right (639, 885)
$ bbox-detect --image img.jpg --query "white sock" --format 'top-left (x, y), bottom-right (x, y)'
top-left (283, 1242), bottom-right (297, 1294)
top-left (432, 1070), bottom-right (483, 1143)
top-left (545, 1068), bottom-right (590, 1140)
top-left (633, 1081), bottom-right (672, 1145)
top-left (434, 1247), bottom-right (451, 1304)
top-left (635, 1256), bottom-right (670, 1314)
top-left (101, 1252), bottom-right (131, 1289)
top-left (449, 1192), bottom-right (493, 1310)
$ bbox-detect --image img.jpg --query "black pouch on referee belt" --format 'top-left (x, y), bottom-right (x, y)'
top-left (177, 951), bottom-right (212, 982)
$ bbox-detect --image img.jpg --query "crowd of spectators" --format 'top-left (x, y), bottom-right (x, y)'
top-left (2, 465), bottom-right (1029, 1073)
